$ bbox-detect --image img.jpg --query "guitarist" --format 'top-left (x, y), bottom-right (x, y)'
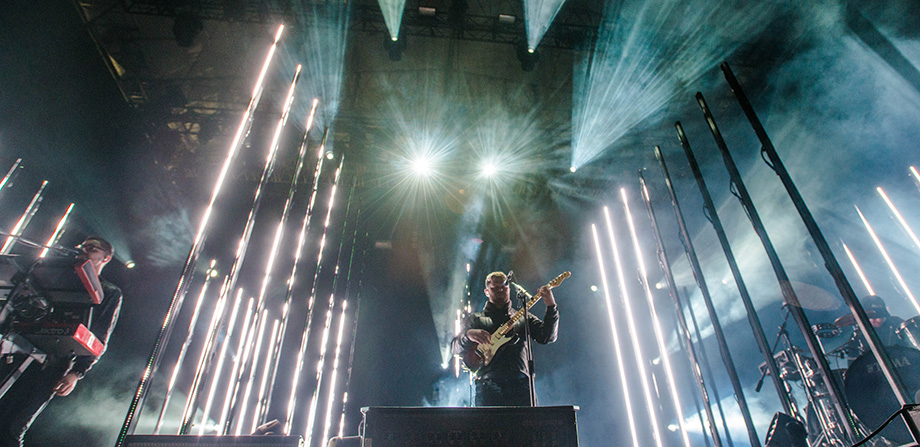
top-left (450, 271), bottom-right (558, 406)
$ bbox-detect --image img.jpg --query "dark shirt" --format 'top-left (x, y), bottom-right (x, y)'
top-left (451, 301), bottom-right (559, 379)
top-left (858, 316), bottom-right (909, 350)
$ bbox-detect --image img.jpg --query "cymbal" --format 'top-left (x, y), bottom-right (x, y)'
top-left (789, 281), bottom-right (841, 311)
top-left (834, 310), bottom-right (880, 327)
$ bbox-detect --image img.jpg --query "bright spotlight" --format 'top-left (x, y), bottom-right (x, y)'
top-left (481, 162), bottom-right (497, 178)
top-left (411, 156), bottom-right (432, 176)
top-left (125, 260), bottom-right (136, 269)
top-left (654, 282), bottom-right (663, 290)
top-left (325, 151), bottom-right (335, 160)
top-left (523, 0), bottom-right (566, 55)
top-left (527, 48), bottom-right (535, 53)
top-left (379, 0), bottom-right (407, 42)
top-left (391, 36), bottom-right (398, 41)
top-left (590, 285), bottom-right (598, 292)
top-left (569, 166), bottom-right (577, 173)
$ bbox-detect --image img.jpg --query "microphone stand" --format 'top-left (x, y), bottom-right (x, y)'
top-left (513, 284), bottom-right (537, 407)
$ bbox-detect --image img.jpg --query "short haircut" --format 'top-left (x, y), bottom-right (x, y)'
top-left (82, 236), bottom-right (114, 257)
top-left (485, 271), bottom-right (506, 288)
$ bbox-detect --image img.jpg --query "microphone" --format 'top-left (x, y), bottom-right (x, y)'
top-left (504, 270), bottom-right (514, 286)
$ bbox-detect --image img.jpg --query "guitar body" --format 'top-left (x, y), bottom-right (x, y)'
top-left (462, 333), bottom-right (514, 374)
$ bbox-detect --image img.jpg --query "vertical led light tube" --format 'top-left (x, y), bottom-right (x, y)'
top-left (910, 166), bottom-right (920, 191)
top-left (603, 206), bottom-right (665, 447)
top-left (337, 248), bottom-right (367, 438)
top-left (855, 205), bottom-right (920, 313)
top-left (454, 309), bottom-right (462, 378)
top-left (2, 180), bottom-right (48, 254)
top-left (217, 65), bottom-right (303, 433)
top-left (199, 288), bottom-right (245, 435)
top-left (0, 158), bottom-right (22, 198)
top-left (621, 188), bottom-right (691, 447)
top-left (235, 309), bottom-right (270, 435)
top-left (639, 173), bottom-right (722, 447)
top-left (591, 223), bottom-right (640, 447)
top-left (279, 127), bottom-right (330, 433)
top-left (219, 297), bottom-right (255, 431)
top-left (154, 267), bottom-right (216, 433)
top-left (222, 63), bottom-right (302, 316)
top-left (285, 159), bottom-right (344, 434)
top-left (254, 64), bottom-right (304, 310)
top-left (304, 300), bottom-right (336, 447)
top-left (303, 177), bottom-right (359, 445)
top-left (842, 242), bottom-right (875, 296)
top-left (321, 300), bottom-right (349, 446)
top-left (117, 25), bottom-right (284, 443)
top-left (259, 98), bottom-right (320, 427)
top-left (878, 187), bottom-right (920, 252)
top-left (251, 319), bottom-right (280, 434)
top-left (39, 203), bottom-right (74, 258)
top-left (179, 293), bottom-right (228, 433)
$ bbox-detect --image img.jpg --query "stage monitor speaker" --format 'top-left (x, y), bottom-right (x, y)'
top-left (361, 405), bottom-right (579, 447)
top-left (122, 435), bottom-right (303, 447)
top-left (763, 412), bottom-right (807, 447)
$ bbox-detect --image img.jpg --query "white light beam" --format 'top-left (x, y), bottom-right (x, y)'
top-left (591, 223), bottom-right (640, 447)
top-left (603, 206), bottom-right (665, 447)
top-left (855, 205), bottom-right (920, 314)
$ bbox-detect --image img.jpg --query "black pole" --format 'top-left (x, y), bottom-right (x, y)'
top-left (517, 287), bottom-right (536, 407)
top-left (682, 287), bottom-right (735, 447)
top-left (638, 169), bottom-right (724, 447)
top-left (665, 135), bottom-right (794, 418)
top-left (680, 316), bottom-right (714, 447)
top-left (720, 61), bottom-right (920, 443)
top-left (694, 91), bottom-right (858, 442)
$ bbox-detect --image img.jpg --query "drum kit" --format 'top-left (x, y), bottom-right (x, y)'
top-left (765, 311), bottom-right (920, 446)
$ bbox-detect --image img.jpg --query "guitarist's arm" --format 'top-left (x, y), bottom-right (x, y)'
top-left (451, 316), bottom-right (490, 355)
top-left (528, 285), bottom-right (559, 344)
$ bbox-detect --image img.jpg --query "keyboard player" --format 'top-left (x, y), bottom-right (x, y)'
top-left (0, 237), bottom-right (122, 447)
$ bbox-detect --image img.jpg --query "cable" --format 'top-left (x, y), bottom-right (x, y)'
top-left (849, 404), bottom-right (920, 447)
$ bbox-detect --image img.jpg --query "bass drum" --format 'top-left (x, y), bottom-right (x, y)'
top-left (844, 345), bottom-right (920, 445)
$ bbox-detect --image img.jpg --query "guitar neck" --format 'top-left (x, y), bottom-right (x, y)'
top-left (494, 272), bottom-right (569, 338)
top-left (497, 295), bottom-right (542, 336)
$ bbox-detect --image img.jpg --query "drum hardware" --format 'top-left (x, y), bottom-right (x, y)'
top-left (792, 348), bottom-right (849, 447)
top-left (814, 323), bottom-right (842, 339)
top-left (757, 308), bottom-right (805, 423)
top-left (834, 310), bottom-right (881, 328)
top-left (762, 312), bottom-right (852, 447)
top-left (759, 348), bottom-right (810, 382)
top-left (826, 330), bottom-right (866, 361)
top-left (896, 316), bottom-right (920, 351)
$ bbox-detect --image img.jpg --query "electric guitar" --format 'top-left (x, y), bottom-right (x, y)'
top-left (461, 271), bottom-right (570, 374)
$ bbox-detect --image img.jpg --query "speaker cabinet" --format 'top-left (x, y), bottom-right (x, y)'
top-left (122, 435), bottom-right (303, 447)
top-left (763, 412), bottom-right (807, 447)
top-left (361, 406), bottom-right (579, 447)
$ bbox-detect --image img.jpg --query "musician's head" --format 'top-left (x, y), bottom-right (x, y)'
top-left (484, 271), bottom-right (510, 307)
top-left (79, 236), bottom-right (113, 275)
top-left (863, 295), bottom-right (890, 327)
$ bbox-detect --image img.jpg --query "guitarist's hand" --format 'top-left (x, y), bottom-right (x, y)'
top-left (466, 329), bottom-right (491, 345)
top-left (538, 285), bottom-right (556, 307)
